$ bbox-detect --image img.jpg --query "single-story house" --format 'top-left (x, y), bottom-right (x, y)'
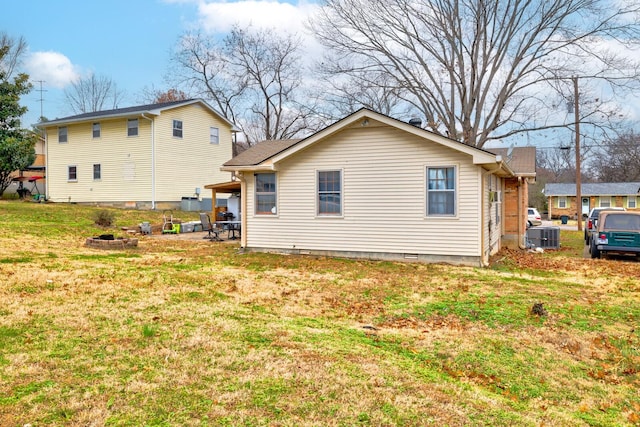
top-left (217, 109), bottom-right (535, 266)
top-left (544, 182), bottom-right (640, 219)
top-left (38, 99), bottom-right (239, 209)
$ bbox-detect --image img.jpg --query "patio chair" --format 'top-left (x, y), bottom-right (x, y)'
top-left (199, 213), bottom-right (221, 241)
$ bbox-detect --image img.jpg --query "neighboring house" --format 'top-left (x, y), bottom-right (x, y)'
top-left (38, 99), bottom-right (239, 209)
top-left (544, 182), bottom-right (640, 219)
top-left (218, 109), bottom-right (534, 266)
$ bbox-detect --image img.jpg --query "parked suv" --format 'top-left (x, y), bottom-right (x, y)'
top-left (590, 211), bottom-right (640, 259)
top-left (584, 207), bottom-right (625, 245)
top-left (527, 208), bottom-right (542, 227)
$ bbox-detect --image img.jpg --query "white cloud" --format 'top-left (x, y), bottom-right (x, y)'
top-left (24, 51), bottom-right (80, 89)
top-left (197, 1), bottom-right (317, 35)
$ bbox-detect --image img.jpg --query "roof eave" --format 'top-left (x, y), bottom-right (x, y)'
top-left (38, 110), bottom-right (161, 127)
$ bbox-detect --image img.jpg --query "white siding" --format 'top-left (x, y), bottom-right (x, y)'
top-left (245, 124), bottom-right (486, 258)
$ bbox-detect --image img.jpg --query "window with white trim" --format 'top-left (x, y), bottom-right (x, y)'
top-left (628, 196), bottom-right (637, 208)
top-left (58, 127), bottom-right (68, 143)
top-left (92, 122), bottom-right (101, 138)
top-left (318, 170), bottom-right (342, 215)
top-left (600, 196), bottom-right (611, 208)
top-left (68, 165), bottom-right (77, 181)
top-left (173, 120), bottom-right (183, 138)
top-left (426, 166), bottom-right (456, 216)
top-left (255, 173), bottom-right (276, 215)
top-left (210, 127), bottom-right (219, 144)
top-left (558, 196), bottom-right (567, 208)
top-left (127, 119), bottom-right (138, 137)
top-left (93, 164), bottom-right (101, 180)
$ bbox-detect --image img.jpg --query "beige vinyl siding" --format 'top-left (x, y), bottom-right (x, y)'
top-left (245, 125), bottom-right (485, 257)
top-left (154, 104), bottom-right (233, 201)
top-left (46, 119), bottom-right (153, 203)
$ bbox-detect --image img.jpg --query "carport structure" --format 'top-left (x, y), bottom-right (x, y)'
top-left (204, 180), bottom-right (241, 218)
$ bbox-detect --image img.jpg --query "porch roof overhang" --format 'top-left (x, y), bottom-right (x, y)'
top-left (204, 181), bottom-right (241, 193)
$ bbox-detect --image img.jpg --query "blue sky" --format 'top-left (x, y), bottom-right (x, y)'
top-left (1, 0), bottom-right (318, 127)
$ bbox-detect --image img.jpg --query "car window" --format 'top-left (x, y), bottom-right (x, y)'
top-left (603, 214), bottom-right (640, 230)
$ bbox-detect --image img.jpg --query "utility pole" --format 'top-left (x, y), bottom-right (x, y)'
top-left (34, 80), bottom-right (46, 120)
top-left (573, 76), bottom-right (582, 232)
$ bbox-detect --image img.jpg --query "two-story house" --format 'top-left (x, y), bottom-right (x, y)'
top-left (39, 99), bottom-right (239, 209)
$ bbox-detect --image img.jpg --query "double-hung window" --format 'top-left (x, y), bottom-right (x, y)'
top-left (255, 173), bottom-right (276, 215)
top-left (68, 165), bottom-right (77, 182)
top-left (127, 119), bottom-right (138, 137)
top-left (629, 196), bottom-right (637, 209)
top-left (58, 127), bottom-right (68, 143)
top-left (210, 127), bottom-right (219, 144)
top-left (600, 196), bottom-right (611, 208)
top-left (173, 120), bottom-right (183, 138)
top-left (318, 170), bottom-right (342, 215)
top-left (426, 166), bottom-right (456, 216)
top-left (92, 122), bottom-right (101, 138)
top-left (558, 196), bottom-right (567, 209)
top-left (93, 164), bottom-right (101, 180)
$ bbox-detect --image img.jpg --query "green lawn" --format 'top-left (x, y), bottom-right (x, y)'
top-left (1, 201), bottom-right (639, 426)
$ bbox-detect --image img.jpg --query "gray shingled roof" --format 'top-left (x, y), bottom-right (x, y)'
top-left (544, 182), bottom-right (640, 196)
top-left (38, 99), bottom-right (239, 130)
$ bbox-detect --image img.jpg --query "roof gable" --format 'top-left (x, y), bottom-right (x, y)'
top-left (223, 108), bottom-right (511, 175)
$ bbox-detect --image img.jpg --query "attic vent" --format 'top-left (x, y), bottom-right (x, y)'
top-left (408, 117), bottom-right (422, 127)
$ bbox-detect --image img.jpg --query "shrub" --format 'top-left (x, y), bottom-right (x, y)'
top-left (94, 209), bottom-right (116, 227)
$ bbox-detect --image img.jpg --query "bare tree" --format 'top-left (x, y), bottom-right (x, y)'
top-left (171, 26), bottom-right (319, 144)
top-left (591, 132), bottom-right (640, 182)
top-left (310, 0), bottom-right (640, 148)
top-left (171, 32), bottom-right (243, 123)
top-left (64, 74), bottom-right (125, 114)
top-left (138, 86), bottom-right (190, 104)
top-left (0, 32), bottom-right (28, 79)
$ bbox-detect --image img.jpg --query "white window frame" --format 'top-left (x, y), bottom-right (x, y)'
top-left (92, 122), bottom-right (101, 138)
top-left (255, 173), bottom-right (277, 215)
top-left (67, 165), bottom-right (77, 182)
top-left (558, 196), bottom-right (567, 209)
top-left (599, 196), bottom-right (611, 208)
top-left (58, 126), bottom-right (68, 143)
top-left (127, 119), bottom-right (138, 137)
top-left (317, 169), bottom-right (343, 216)
top-left (426, 165), bottom-right (457, 217)
top-left (93, 164), bottom-right (101, 180)
top-left (628, 196), bottom-right (637, 208)
top-left (173, 120), bottom-right (183, 138)
top-left (210, 127), bottom-right (219, 144)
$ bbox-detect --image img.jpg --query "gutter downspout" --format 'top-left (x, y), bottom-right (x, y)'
top-left (518, 176), bottom-right (526, 249)
top-left (236, 171), bottom-right (247, 248)
top-left (140, 114), bottom-right (155, 209)
top-left (481, 160), bottom-right (504, 267)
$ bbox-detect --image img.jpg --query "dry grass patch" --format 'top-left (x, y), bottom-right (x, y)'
top-left (1, 201), bottom-right (639, 426)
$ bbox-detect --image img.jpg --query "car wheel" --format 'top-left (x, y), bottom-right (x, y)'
top-left (527, 221), bottom-right (532, 228)
top-left (585, 234), bottom-right (590, 246)
top-left (590, 240), bottom-right (600, 259)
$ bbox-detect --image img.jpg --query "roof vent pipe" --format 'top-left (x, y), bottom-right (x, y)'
top-left (408, 117), bottom-right (422, 127)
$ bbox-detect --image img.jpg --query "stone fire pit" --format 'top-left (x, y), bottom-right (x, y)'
top-left (85, 234), bottom-right (138, 249)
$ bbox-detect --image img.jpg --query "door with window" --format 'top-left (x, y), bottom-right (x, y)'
top-left (581, 197), bottom-right (590, 218)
